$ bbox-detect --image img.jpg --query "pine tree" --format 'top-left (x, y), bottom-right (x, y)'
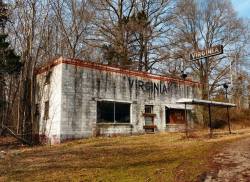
top-left (0, 0), bottom-right (22, 129)
top-left (0, 34), bottom-right (22, 74)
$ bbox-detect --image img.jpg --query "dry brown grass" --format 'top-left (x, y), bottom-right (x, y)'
top-left (1, 130), bottom-right (250, 182)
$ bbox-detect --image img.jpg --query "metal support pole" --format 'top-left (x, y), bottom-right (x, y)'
top-left (184, 82), bottom-right (186, 98)
top-left (185, 103), bottom-right (188, 137)
top-left (225, 88), bottom-right (228, 100)
top-left (227, 106), bottom-right (231, 134)
top-left (208, 105), bottom-right (212, 138)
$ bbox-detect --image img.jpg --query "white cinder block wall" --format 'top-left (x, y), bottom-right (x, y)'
top-left (36, 63), bottom-right (62, 144)
top-left (36, 58), bottom-right (199, 144)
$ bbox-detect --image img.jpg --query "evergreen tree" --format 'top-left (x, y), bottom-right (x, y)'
top-left (0, 0), bottom-right (22, 127)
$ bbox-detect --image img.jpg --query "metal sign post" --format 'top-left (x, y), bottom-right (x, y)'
top-left (190, 45), bottom-right (224, 138)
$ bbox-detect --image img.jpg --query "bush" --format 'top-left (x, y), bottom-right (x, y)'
top-left (213, 108), bottom-right (250, 128)
top-left (211, 119), bottom-right (227, 129)
top-left (199, 107), bottom-right (250, 129)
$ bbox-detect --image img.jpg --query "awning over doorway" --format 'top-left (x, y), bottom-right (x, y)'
top-left (166, 103), bottom-right (192, 110)
top-left (176, 98), bottom-right (236, 137)
top-left (176, 98), bottom-right (236, 107)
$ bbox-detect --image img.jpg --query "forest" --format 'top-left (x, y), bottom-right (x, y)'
top-left (0, 0), bottom-right (250, 144)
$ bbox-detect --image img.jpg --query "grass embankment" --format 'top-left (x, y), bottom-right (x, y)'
top-left (1, 129), bottom-right (250, 182)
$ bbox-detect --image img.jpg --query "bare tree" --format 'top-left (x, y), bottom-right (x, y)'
top-left (173, 0), bottom-right (248, 100)
top-left (90, 0), bottom-right (135, 67)
top-left (2, 0), bottom-right (96, 143)
top-left (2, 0), bottom-right (250, 143)
top-left (130, 0), bottom-right (175, 71)
top-left (91, 0), bottom-right (175, 71)
top-left (50, 0), bottom-right (94, 59)
top-left (5, 0), bottom-right (52, 142)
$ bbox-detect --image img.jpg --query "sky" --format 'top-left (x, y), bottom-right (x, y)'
top-left (231, 0), bottom-right (250, 18)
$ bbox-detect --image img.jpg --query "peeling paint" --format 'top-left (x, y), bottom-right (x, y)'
top-left (36, 59), bottom-right (200, 144)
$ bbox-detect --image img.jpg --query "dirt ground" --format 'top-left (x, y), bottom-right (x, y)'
top-left (202, 136), bottom-right (250, 182)
top-left (0, 136), bottom-right (21, 150)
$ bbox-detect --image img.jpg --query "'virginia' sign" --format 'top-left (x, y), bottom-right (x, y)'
top-left (190, 45), bottom-right (223, 60)
top-left (127, 78), bottom-right (178, 95)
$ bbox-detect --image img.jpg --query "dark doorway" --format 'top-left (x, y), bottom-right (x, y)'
top-left (165, 107), bottom-right (170, 124)
top-left (165, 107), bottom-right (186, 124)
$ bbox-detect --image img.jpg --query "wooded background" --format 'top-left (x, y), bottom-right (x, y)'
top-left (1, 0), bottom-right (250, 144)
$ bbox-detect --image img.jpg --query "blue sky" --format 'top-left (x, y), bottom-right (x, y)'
top-left (231, 0), bottom-right (250, 18)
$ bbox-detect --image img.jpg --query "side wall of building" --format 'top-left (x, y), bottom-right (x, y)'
top-left (36, 64), bottom-right (62, 144)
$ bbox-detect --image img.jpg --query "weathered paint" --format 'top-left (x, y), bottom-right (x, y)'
top-left (36, 58), bottom-right (200, 144)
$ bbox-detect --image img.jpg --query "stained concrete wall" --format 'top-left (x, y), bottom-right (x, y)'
top-left (36, 59), bottom-right (199, 144)
top-left (59, 63), bottom-right (198, 141)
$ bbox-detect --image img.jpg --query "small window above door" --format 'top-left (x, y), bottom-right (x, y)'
top-left (145, 105), bottom-right (153, 114)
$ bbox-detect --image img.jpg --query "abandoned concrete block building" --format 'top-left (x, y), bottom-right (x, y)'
top-left (35, 57), bottom-right (200, 144)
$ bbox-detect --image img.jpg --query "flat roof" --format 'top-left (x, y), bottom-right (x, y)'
top-left (34, 57), bottom-right (201, 87)
top-left (176, 98), bottom-right (236, 107)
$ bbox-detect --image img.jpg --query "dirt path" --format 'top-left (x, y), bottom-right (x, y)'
top-left (203, 137), bottom-right (250, 182)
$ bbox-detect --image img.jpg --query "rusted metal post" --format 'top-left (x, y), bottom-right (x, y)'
top-left (208, 105), bottom-right (212, 138)
top-left (227, 106), bottom-right (231, 134)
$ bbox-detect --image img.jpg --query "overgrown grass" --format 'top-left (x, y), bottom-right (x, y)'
top-left (1, 130), bottom-right (250, 182)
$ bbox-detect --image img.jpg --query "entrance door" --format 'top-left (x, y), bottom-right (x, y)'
top-left (145, 115), bottom-right (154, 126)
top-left (143, 105), bottom-right (156, 132)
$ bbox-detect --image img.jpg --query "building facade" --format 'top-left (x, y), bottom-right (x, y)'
top-left (35, 57), bottom-right (200, 144)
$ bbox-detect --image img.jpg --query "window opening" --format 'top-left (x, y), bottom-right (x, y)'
top-left (97, 101), bottom-right (114, 123)
top-left (145, 105), bottom-right (153, 113)
top-left (115, 102), bottom-right (130, 123)
top-left (97, 101), bottom-right (130, 123)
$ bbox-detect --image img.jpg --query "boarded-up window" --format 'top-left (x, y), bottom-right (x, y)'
top-left (97, 101), bottom-right (130, 123)
top-left (44, 101), bottom-right (49, 120)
